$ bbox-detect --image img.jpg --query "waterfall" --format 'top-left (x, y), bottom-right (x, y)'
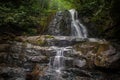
top-left (47, 9), bottom-right (88, 80)
top-left (52, 47), bottom-right (65, 72)
top-left (69, 9), bottom-right (88, 38)
top-left (48, 46), bottom-right (74, 80)
top-left (49, 47), bottom-right (71, 72)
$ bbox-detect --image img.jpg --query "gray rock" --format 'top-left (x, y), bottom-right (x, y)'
top-left (48, 10), bottom-right (71, 36)
top-left (0, 44), bottom-right (10, 52)
top-left (73, 59), bottom-right (86, 68)
top-left (0, 67), bottom-right (25, 80)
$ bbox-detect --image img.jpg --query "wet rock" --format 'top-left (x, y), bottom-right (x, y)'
top-left (73, 77), bottom-right (94, 80)
top-left (14, 36), bottom-right (89, 47)
top-left (0, 67), bottom-right (25, 80)
top-left (0, 35), bottom-right (120, 80)
top-left (74, 40), bottom-right (120, 70)
top-left (0, 42), bottom-right (54, 67)
top-left (27, 56), bottom-right (49, 63)
top-left (26, 64), bottom-right (48, 80)
top-left (48, 10), bottom-right (71, 36)
top-left (94, 43), bottom-right (120, 69)
top-left (0, 52), bottom-right (7, 62)
top-left (15, 78), bottom-right (25, 80)
top-left (73, 59), bottom-right (87, 68)
top-left (0, 44), bottom-right (10, 52)
top-left (66, 68), bottom-right (92, 77)
top-left (65, 57), bottom-right (74, 68)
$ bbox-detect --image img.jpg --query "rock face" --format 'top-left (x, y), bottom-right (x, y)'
top-left (48, 10), bottom-right (72, 36)
top-left (0, 67), bottom-right (25, 80)
top-left (73, 39), bottom-right (120, 69)
top-left (0, 35), bottom-right (120, 80)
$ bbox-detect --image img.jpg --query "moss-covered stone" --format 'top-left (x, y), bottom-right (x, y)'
top-left (73, 40), bottom-right (120, 69)
top-left (44, 35), bottom-right (54, 39)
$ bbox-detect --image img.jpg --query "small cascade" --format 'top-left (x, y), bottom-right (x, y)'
top-left (48, 46), bottom-right (74, 80)
top-left (69, 9), bottom-right (88, 38)
top-left (48, 9), bottom-right (87, 80)
top-left (52, 47), bottom-right (65, 72)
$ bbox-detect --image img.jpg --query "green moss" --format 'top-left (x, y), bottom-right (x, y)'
top-left (97, 44), bottom-right (109, 54)
top-left (36, 39), bottom-right (45, 46)
top-left (22, 41), bottom-right (28, 47)
top-left (45, 35), bottom-right (54, 39)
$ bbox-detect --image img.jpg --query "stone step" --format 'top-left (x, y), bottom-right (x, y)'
top-left (50, 56), bottom-right (86, 68)
top-left (0, 44), bottom-right (10, 52)
top-left (15, 35), bottom-right (108, 47)
top-left (1, 36), bottom-right (120, 72)
top-left (15, 35), bottom-right (87, 47)
top-left (10, 42), bottom-right (80, 57)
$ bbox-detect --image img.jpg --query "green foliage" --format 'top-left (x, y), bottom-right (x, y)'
top-left (49, 0), bottom-right (76, 10)
top-left (0, 0), bottom-right (50, 35)
top-left (73, 0), bottom-right (120, 39)
top-left (0, 0), bottom-right (119, 39)
top-left (45, 35), bottom-right (54, 38)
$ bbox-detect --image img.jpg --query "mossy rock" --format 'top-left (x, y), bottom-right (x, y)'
top-left (94, 43), bottom-right (111, 67)
top-left (44, 35), bottom-right (54, 39)
top-left (36, 39), bottom-right (46, 46)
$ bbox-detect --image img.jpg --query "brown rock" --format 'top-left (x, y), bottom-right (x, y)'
top-left (0, 44), bottom-right (10, 52)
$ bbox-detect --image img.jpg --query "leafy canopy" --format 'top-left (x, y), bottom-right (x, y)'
top-left (49, 0), bottom-right (76, 10)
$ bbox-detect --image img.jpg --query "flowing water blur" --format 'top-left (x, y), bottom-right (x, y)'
top-left (46, 9), bottom-right (88, 80)
top-left (69, 9), bottom-right (88, 38)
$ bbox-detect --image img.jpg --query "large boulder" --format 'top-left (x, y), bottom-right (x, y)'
top-left (0, 66), bottom-right (25, 80)
top-left (74, 39), bottom-right (120, 70)
top-left (48, 10), bottom-right (72, 36)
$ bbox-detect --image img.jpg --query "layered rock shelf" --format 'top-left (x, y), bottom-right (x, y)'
top-left (0, 35), bottom-right (120, 80)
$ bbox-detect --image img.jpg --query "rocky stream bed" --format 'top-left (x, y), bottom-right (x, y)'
top-left (0, 35), bottom-right (120, 80)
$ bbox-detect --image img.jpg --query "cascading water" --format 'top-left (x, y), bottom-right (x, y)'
top-left (51, 47), bottom-right (65, 72)
top-left (69, 9), bottom-right (88, 38)
top-left (48, 46), bottom-right (74, 80)
top-left (47, 9), bottom-right (88, 80)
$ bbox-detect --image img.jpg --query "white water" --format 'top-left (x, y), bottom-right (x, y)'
top-left (53, 48), bottom-right (65, 72)
top-left (69, 9), bottom-right (88, 38)
top-left (48, 9), bottom-right (88, 80)
top-left (49, 46), bottom-right (73, 74)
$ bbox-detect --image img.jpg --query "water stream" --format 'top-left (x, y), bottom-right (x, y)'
top-left (47, 9), bottom-right (88, 80)
top-left (69, 9), bottom-right (88, 38)
top-left (47, 46), bottom-right (74, 80)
